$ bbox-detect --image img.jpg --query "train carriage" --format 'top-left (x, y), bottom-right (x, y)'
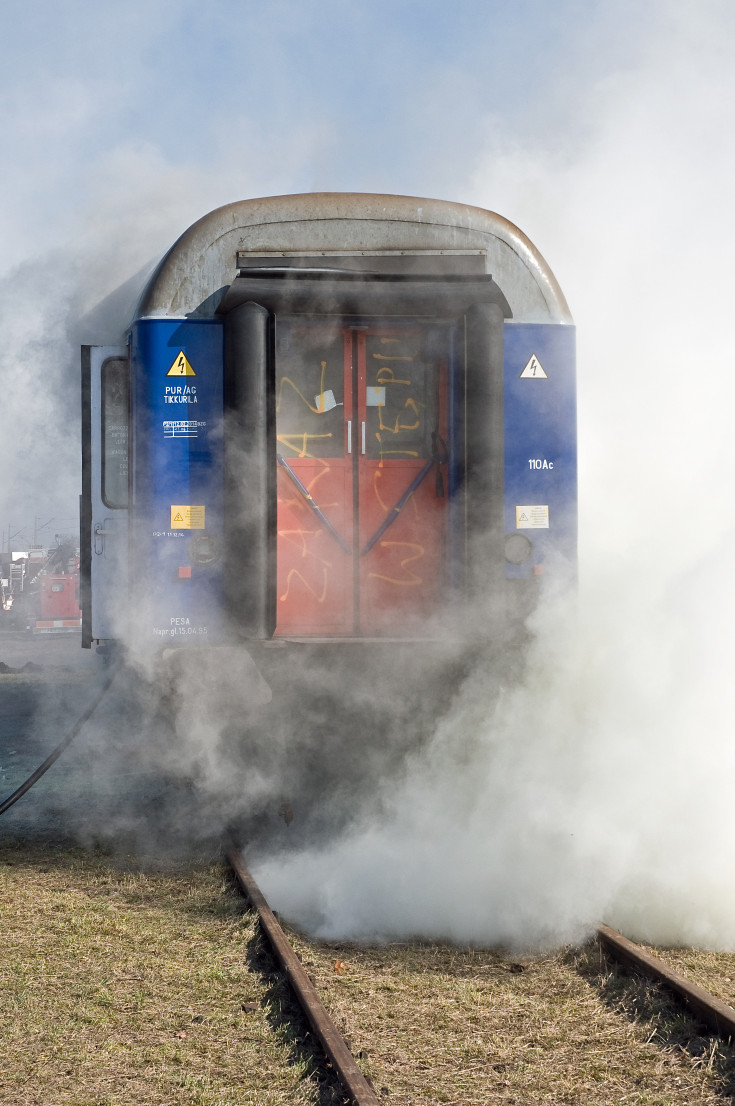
top-left (81, 193), bottom-right (576, 663)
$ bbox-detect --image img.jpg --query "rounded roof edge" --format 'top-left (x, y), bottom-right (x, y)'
top-left (136, 192), bottom-right (573, 324)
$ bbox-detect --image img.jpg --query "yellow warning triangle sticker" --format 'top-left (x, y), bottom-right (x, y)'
top-left (167, 351), bottom-right (196, 377)
top-left (520, 354), bottom-right (548, 379)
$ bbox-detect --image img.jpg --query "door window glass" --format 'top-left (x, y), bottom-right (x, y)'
top-left (275, 320), bottom-right (346, 459)
top-left (101, 358), bottom-right (129, 509)
top-left (364, 327), bottom-right (438, 463)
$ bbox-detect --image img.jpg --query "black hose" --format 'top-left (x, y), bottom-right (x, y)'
top-left (0, 669), bottom-right (116, 817)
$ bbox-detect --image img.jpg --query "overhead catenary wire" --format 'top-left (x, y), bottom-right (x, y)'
top-left (0, 668), bottom-right (116, 817)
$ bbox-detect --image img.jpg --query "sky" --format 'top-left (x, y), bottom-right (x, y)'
top-left (0, 0), bottom-right (659, 268)
top-left (0, 0), bottom-right (731, 555)
top-left (0, 0), bottom-right (592, 543)
top-left (1, 0), bottom-right (727, 551)
top-left (3, 0), bottom-right (735, 945)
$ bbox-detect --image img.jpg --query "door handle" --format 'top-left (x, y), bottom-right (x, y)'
top-left (93, 522), bottom-right (117, 555)
top-left (347, 420), bottom-right (352, 454)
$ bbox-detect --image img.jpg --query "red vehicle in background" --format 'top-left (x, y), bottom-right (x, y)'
top-left (2, 541), bottom-right (82, 632)
top-left (36, 562), bottom-right (81, 631)
top-left (34, 542), bottom-right (81, 632)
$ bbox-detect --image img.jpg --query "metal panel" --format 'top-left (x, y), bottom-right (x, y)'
top-left (81, 345), bottom-right (129, 644)
top-left (464, 303), bottom-right (506, 599)
top-left (503, 323), bottom-right (577, 577)
top-left (130, 319), bottom-right (226, 646)
top-left (223, 302), bottom-right (276, 639)
top-left (135, 194), bottom-right (572, 324)
top-left (216, 273), bottom-right (511, 319)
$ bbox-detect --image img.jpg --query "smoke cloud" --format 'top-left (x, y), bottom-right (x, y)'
top-left (2, 0), bottom-right (734, 951)
top-left (250, 1), bottom-right (735, 949)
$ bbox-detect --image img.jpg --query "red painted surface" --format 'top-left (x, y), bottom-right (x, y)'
top-left (276, 458), bottom-right (353, 633)
top-left (275, 320), bottom-right (449, 636)
top-left (358, 460), bottom-right (447, 635)
top-left (39, 573), bottom-right (81, 621)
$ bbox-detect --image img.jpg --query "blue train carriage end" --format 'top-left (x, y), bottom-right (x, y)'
top-left (503, 322), bottom-right (577, 582)
top-left (81, 194), bottom-right (576, 652)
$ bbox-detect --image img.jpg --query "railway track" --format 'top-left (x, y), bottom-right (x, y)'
top-left (597, 923), bottom-right (735, 1039)
top-left (226, 844), bottom-right (735, 1104)
top-left (226, 842), bottom-right (382, 1105)
top-left (1, 830), bottom-right (734, 1103)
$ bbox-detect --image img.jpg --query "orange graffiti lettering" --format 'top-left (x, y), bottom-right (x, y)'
top-left (279, 566), bottom-right (329, 604)
top-left (375, 432), bottom-right (420, 462)
top-left (276, 360), bottom-right (331, 414)
top-left (376, 366), bottom-right (411, 387)
top-left (378, 396), bottom-right (421, 434)
top-left (371, 470), bottom-right (419, 518)
top-left (277, 459), bottom-right (337, 510)
top-left (368, 541), bottom-right (425, 586)
top-left (277, 433), bottom-right (333, 459)
top-left (277, 529), bottom-right (333, 568)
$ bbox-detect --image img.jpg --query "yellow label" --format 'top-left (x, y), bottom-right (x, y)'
top-left (516, 505), bottom-right (549, 529)
top-left (171, 505), bottom-right (205, 529)
top-left (167, 351), bottom-right (196, 377)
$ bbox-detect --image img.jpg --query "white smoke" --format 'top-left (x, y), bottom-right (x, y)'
top-left (251, 1), bottom-right (735, 949)
top-left (254, 554), bottom-right (735, 949)
top-left (3, 0), bottom-right (735, 947)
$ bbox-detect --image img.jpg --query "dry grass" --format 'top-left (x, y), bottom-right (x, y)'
top-left (3, 840), bottom-right (735, 1105)
top-left (584, 941), bottom-right (735, 1100)
top-left (0, 842), bottom-right (338, 1105)
top-left (623, 944), bottom-right (735, 1010)
top-left (287, 931), bottom-right (735, 1104)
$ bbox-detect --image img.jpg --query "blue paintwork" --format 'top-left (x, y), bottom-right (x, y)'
top-left (503, 322), bottom-right (577, 578)
top-left (130, 318), bottom-right (226, 644)
top-left (122, 315), bottom-right (576, 646)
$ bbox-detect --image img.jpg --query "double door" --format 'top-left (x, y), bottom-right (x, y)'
top-left (275, 316), bottom-right (451, 636)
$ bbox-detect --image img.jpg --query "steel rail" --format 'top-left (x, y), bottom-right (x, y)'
top-left (597, 923), bottom-right (735, 1039)
top-left (226, 843), bottom-right (381, 1106)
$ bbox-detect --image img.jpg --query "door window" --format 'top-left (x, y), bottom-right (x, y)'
top-left (101, 357), bottom-right (129, 510)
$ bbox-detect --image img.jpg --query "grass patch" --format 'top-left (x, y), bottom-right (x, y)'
top-left (576, 940), bottom-right (735, 1101)
top-left (3, 839), bottom-right (733, 1105)
top-left (286, 932), bottom-right (734, 1104)
top-left (0, 842), bottom-right (338, 1105)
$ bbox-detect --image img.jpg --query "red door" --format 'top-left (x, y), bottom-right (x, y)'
top-left (275, 317), bottom-right (449, 637)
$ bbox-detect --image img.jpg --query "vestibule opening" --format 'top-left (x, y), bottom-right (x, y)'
top-left (274, 315), bottom-right (453, 636)
top-left (218, 270), bottom-right (509, 640)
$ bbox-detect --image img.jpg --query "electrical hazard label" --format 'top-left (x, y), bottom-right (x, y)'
top-left (520, 354), bottom-right (548, 379)
top-left (167, 351), bottom-right (196, 377)
top-left (516, 505), bottom-right (549, 529)
top-left (170, 505), bottom-right (206, 529)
